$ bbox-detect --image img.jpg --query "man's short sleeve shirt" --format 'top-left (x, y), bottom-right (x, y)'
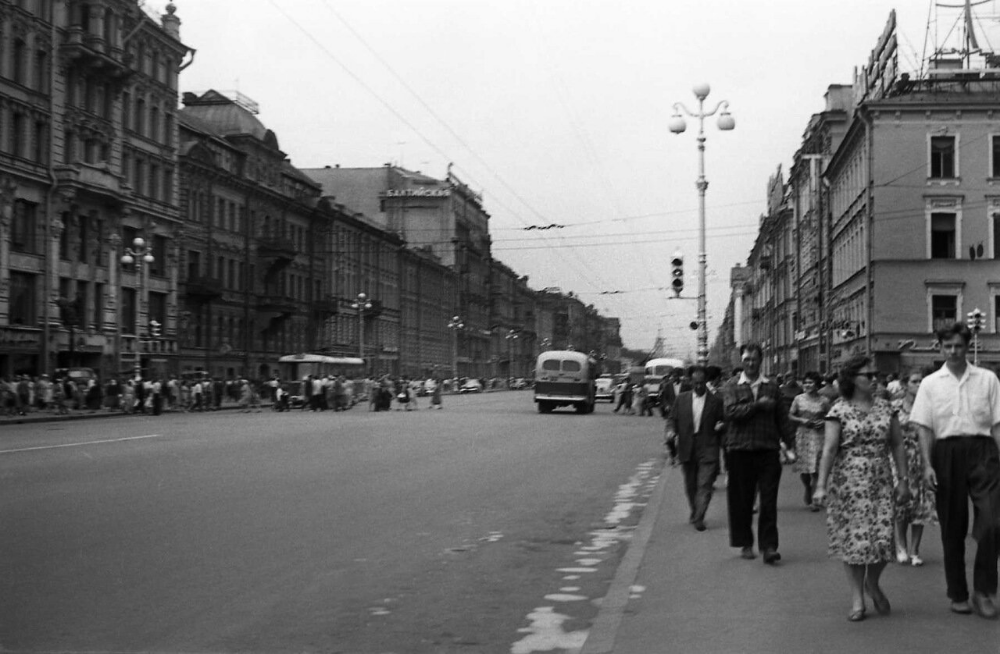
top-left (909, 363), bottom-right (1000, 437)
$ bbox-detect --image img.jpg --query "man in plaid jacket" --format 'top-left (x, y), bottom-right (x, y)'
top-left (722, 343), bottom-right (796, 564)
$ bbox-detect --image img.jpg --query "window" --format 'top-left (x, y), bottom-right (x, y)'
top-left (187, 250), bottom-right (201, 279)
top-left (149, 106), bottom-right (159, 142)
top-left (93, 283), bottom-right (104, 329)
top-left (932, 295), bottom-right (957, 333)
top-left (930, 213), bottom-right (956, 259)
top-left (122, 91), bottom-right (131, 130)
top-left (78, 215), bottom-right (89, 263)
top-left (11, 200), bottom-right (37, 254)
top-left (134, 158), bottom-right (144, 195)
top-left (9, 271), bottom-right (36, 325)
top-left (34, 49), bottom-right (47, 91)
top-left (149, 235), bottom-right (166, 276)
top-left (994, 210), bottom-right (1000, 260)
top-left (12, 39), bottom-right (26, 85)
top-left (121, 288), bottom-right (136, 335)
top-left (150, 164), bottom-right (159, 200)
top-left (11, 112), bottom-right (24, 158)
top-left (33, 120), bottom-right (47, 164)
top-left (930, 136), bottom-right (956, 179)
top-left (993, 136), bottom-right (1000, 179)
top-left (148, 292), bottom-right (166, 333)
top-left (135, 97), bottom-right (144, 135)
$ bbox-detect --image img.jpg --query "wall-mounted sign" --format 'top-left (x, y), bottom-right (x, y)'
top-left (0, 327), bottom-right (41, 351)
top-left (383, 189), bottom-right (450, 198)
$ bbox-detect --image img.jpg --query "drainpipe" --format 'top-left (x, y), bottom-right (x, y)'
top-left (42, 3), bottom-right (62, 376)
top-left (862, 106), bottom-right (875, 360)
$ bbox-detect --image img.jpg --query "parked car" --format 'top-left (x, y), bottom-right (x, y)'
top-left (595, 375), bottom-right (616, 402)
top-left (510, 377), bottom-right (528, 390)
top-left (459, 378), bottom-right (483, 393)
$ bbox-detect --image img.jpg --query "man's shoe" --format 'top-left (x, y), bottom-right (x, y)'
top-left (740, 546), bottom-right (756, 560)
top-left (951, 600), bottom-right (973, 615)
top-left (762, 549), bottom-right (781, 564)
top-left (972, 593), bottom-right (998, 619)
top-left (694, 519), bottom-right (706, 532)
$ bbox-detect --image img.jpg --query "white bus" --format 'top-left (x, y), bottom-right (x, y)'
top-left (533, 350), bottom-right (597, 414)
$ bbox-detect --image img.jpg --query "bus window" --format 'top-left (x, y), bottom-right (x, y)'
top-left (562, 360), bottom-right (581, 372)
top-left (542, 359), bottom-right (561, 371)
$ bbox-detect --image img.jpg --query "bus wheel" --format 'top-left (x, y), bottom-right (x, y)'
top-left (538, 401), bottom-right (553, 414)
top-left (575, 402), bottom-right (587, 414)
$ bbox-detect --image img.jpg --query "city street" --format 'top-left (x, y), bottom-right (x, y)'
top-left (0, 392), bottom-right (665, 653)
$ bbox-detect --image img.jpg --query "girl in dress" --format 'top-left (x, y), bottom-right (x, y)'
top-left (891, 366), bottom-right (937, 566)
top-left (789, 371), bottom-right (831, 511)
top-left (813, 355), bottom-right (910, 622)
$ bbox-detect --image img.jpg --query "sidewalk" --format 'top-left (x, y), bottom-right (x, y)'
top-left (584, 459), bottom-right (1000, 653)
top-left (0, 400), bottom-right (268, 427)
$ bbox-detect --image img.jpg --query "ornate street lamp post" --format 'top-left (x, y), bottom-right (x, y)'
top-left (447, 315), bottom-right (464, 389)
top-left (669, 83), bottom-right (735, 366)
top-left (120, 236), bottom-right (155, 380)
top-left (351, 292), bottom-right (372, 374)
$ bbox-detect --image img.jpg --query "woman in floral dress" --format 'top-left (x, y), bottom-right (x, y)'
top-left (789, 371), bottom-right (831, 511)
top-left (813, 355), bottom-right (910, 622)
top-left (891, 367), bottom-right (937, 566)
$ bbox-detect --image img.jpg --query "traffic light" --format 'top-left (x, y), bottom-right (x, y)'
top-left (671, 251), bottom-right (684, 297)
top-left (967, 308), bottom-right (985, 333)
top-left (149, 320), bottom-right (161, 338)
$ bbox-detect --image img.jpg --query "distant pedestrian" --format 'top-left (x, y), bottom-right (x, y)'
top-left (891, 366), bottom-right (937, 566)
top-left (788, 371), bottom-right (830, 511)
top-left (430, 377), bottom-right (443, 409)
top-left (910, 322), bottom-right (1000, 619)
top-left (668, 366), bottom-right (725, 531)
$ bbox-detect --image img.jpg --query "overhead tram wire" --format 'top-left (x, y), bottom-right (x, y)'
top-left (315, 0), bottom-right (609, 295)
top-left (268, 0), bottom-right (605, 293)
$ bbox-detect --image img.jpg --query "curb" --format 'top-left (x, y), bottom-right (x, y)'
top-left (0, 402), bottom-right (273, 427)
top-left (580, 457), bottom-right (674, 654)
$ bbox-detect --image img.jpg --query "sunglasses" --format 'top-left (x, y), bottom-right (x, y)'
top-left (856, 372), bottom-right (877, 380)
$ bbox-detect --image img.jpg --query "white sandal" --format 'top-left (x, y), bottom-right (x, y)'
top-left (910, 555), bottom-right (923, 566)
top-left (896, 551), bottom-right (910, 564)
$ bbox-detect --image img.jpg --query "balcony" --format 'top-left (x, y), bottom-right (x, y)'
top-left (54, 162), bottom-right (124, 201)
top-left (256, 293), bottom-right (297, 315)
top-left (60, 27), bottom-right (131, 82)
top-left (311, 298), bottom-right (339, 317)
top-left (258, 236), bottom-right (296, 261)
top-left (185, 276), bottom-right (223, 301)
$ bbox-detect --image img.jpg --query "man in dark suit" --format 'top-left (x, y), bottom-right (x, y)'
top-left (722, 343), bottom-right (796, 564)
top-left (660, 369), bottom-right (692, 462)
top-left (669, 366), bottom-right (726, 531)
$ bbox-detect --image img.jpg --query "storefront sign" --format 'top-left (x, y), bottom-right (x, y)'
top-left (0, 327), bottom-right (41, 351)
top-left (383, 189), bottom-right (450, 198)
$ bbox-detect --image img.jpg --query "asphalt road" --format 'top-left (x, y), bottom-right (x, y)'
top-left (0, 393), bottom-right (666, 653)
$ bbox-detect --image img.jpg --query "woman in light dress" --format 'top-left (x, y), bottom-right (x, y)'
top-left (789, 371), bottom-right (831, 511)
top-left (890, 367), bottom-right (937, 566)
top-left (813, 355), bottom-right (910, 622)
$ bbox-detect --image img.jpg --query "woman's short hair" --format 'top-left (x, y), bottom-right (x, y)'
top-left (837, 354), bottom-right (871, 399)
top-left (936, 321), bottom-right (972, 345)
top-left (802, 370), bottom-right (822, 385)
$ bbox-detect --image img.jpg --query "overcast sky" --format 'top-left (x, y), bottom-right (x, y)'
top-left (150, 0), bottom-right (1000, 355)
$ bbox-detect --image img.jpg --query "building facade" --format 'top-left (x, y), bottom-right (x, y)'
top-left (0, 0), bottom-right (189, 380)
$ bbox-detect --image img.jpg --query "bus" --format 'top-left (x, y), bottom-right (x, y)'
top-left (277, 353), bottom-right (366, 381)
top-left (533, 350), bottom-right (597, 414)
top-left (644, 357), bottom-right (687, 378)
top-left (277, 354), bottom-right (367, 406)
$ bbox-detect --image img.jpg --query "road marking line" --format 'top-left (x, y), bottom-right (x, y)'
top-left (0, 434), bottom-right (161, 454)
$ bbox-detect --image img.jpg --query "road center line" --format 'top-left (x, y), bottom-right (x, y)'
top-left (0, 434), bottom-right (162, 454)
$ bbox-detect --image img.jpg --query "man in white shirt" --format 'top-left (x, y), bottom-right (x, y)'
top-left (911, 322), bottom-right (1000, 619)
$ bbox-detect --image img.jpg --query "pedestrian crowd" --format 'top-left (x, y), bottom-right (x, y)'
top-left (0, 374), bottom-right (269, 417)
top-left (658, 321), bottom-right (1000, 623)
